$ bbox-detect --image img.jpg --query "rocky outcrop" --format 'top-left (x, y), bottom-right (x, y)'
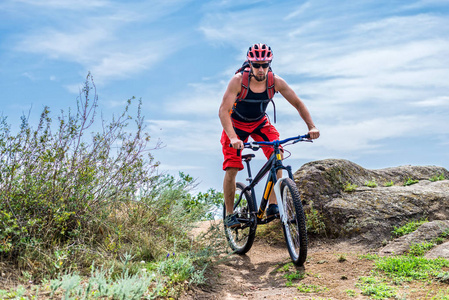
top-left (293, 159), bottom-right (449, 244)
top-left (425, 241), bottom-right (449, 259)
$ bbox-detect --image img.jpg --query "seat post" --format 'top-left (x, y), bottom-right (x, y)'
top-left (244, 159), bottom-right (253, 182)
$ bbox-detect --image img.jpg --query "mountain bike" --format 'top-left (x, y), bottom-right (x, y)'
top-left (223, 134), bottom-right (312, 266)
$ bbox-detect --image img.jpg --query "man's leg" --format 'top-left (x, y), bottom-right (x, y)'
top-left (223, 167), bottom-right (239, 215)
top-left (249, 117), bottom-right (282, 206)
top-left (268, 168), bottom-right (283, 205)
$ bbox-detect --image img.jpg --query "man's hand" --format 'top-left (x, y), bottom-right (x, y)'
top-left (308, 127), bottom-right (320, 139)
top-left (230, 137), bottom-right (244, 149)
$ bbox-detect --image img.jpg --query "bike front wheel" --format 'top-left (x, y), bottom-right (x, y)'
top-left (280, 178), bottom-right (308, 266)
top-left (223, 182), bottom-right (257, 255)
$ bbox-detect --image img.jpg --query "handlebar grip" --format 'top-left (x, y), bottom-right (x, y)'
top-left (229, 143), bottom-right (242, 156)
top-left (305, 133), bottom-right (311, 139)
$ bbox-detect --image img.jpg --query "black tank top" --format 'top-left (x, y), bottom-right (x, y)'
top-left (231, 88), bottom-right (271, 122)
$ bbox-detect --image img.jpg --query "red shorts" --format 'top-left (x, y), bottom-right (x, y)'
top-left (221, 116), bottom-right (280, 170)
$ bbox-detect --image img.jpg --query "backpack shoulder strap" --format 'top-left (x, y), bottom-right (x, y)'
top-left (237, 66), bottom-right (251, 100)
top-left (267, 68), bottom-right (275, 99)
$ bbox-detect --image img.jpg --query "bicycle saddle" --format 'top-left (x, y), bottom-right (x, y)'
top-left (241, 154), bottom-right (255, 161)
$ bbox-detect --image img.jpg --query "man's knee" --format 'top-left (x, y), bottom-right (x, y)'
top-left (225, 167), bottom-right (239, 177)
top-left (224, 168), bottom-right (239, 188)
top-left (226, 167), bottom-right (239, 174)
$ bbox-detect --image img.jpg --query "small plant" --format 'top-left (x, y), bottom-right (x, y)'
top-left (436, 271), bottom-right (449, 283)
top-left (0, 286), bottom-right (26, 299)
top-left (404, 177), bottom-right (419, 186)
top-left (358, 253), bottom-right (379, 261)
top-left (392, 219), bottom-right (428, 237)
top-left (278, 262), bottom-right (294, 272)
top-left (284, 270), bottom-right (306, 286)
top-left (364, 179), bottom-right (378, 188)
top-left (408, 241), bottom-right (435, 256)
top-left (296, 283), bottom-right (328, 293)
top-left (345, 289), bottom-right (357, 297)
top-left (157, 253), bottom-right (195, 283)
top-left (305, 201), bottom-right (326, 235)
top-left (337, 254), bottom-right (347, 262)
top-left (430, 174), bottom-right (446, 182)
top-left (357, 276), bottom-right (397, 299)
top-left (344, 182), bottom-right (358, 192)
top-left (384, 180), bottom-right (394, 187)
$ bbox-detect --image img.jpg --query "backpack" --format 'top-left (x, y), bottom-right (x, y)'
top-left (233, 61), bottom-right (277, 123)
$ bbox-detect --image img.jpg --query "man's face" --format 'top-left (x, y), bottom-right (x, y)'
top-left (250, 61), bottom-right (270, 82)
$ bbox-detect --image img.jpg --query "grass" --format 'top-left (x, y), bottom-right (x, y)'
top-left (375, 256), bottom-right (449, 280)
top-left (391, 218), bottom-right (428, 237)
top-left (408, 241), bottom-right (436, 256)
top-left (337, 254), bottom-right (347, 262)
top-left (296, 283), bottom-right (328, 293)
top-left (403, 177), bottom-right (419, 186)
top-left (430, 174), bottom-right (446, 182)
top-left (354, 254), bottom-right (449, 299)
top-left (345, 289), bottom-right (356, 297)
top-left (384, 180), bottom-right (394, 187)
top-left (305, 201), bottom-right (327, 235)
top-left (284, 271), bottom-right (306, 286)
top-left (356, 276), bottom-right (397, 299)
top-left (344, 182), bottom-right (358, 192)
top-left (364, 179), bottom-right (378, 188)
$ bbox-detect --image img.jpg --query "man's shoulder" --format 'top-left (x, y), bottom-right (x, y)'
top-left (230, 73), bottom-right (243, 86)
top-left (273, 74), bottom-right (291, 93)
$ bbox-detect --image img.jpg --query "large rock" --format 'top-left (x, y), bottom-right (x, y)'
top-left (293, 159), bottom-right (449, 243)
top-left (425, 241), bottom-right (449, 259)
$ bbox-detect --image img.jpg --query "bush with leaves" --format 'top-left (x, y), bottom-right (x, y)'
top-left (0, 73), bottom-right (220, 281)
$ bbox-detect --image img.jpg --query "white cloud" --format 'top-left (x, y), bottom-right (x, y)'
top-left (165, 82), bottom-right (226, 116)
top-left (284, 2), bottom-right (312, 20)
top-left (413, 96), bottom-right (449, 107)
top-left (17, 28), bottom-right (112, 61)
top-left (9, 0), bottom-right (192, 86)
top-left (147, 118), bottom-right (222, 153)
top-left (12, 0), bottom-right (109, 9)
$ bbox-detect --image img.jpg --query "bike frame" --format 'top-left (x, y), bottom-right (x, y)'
top-left (235, 135), bottom-right (310, 224)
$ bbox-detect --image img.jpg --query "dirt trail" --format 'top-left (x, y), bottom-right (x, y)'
top-left (183, 221), bottom-right (378, 300)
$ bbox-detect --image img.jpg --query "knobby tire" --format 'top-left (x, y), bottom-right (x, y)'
top-left (280, 178), bottom-right (308, 266)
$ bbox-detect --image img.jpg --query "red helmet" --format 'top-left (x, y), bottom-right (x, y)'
top-left (246, 43), bottom-right (273, 62)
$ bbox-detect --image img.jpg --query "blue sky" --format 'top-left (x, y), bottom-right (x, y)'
top-left (1, 0), bottom-right (448, 193)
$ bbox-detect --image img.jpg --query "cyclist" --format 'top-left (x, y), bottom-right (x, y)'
top-left (219, 43), bottom-right (320, 228)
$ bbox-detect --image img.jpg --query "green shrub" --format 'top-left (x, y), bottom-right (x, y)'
top-left (430, 174), bottom-right (446, 182)
top-left (403, 178), bottom-right (419, 186)
top-left (364, 179), bottom-right (378, 188)
top-left (392, 219), bottom-right (428, 237)
top-left (305, 201), bottom-right (326, 235)
top-left (344, 182), bottom-right (358, 192)
top-left (384, 180), bottom-right (394, 187)
top-left (0, 73), bottom-right (219, 281)
top-left (408, 241), bottom-right (435, 256)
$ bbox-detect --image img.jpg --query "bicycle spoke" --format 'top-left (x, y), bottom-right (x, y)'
top-left (223, 182), bottom-right (256, 254)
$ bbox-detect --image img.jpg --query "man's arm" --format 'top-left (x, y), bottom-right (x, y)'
top-left (218, 74), bottom-right (244, 149)
top-left (275, 75), bottom-right (320, 139)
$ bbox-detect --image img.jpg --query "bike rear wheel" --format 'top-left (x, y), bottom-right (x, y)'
top-left (280, 178), bottom-right (308, 266)
top-left (223, 182), bottom-right (257, 254)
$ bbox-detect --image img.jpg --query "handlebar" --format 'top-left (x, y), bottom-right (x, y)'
top-left (229, 134), bottom-right (312, 150)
